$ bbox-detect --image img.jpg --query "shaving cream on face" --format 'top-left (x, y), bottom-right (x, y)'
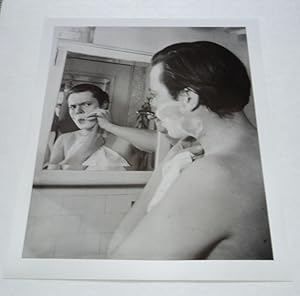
top-left (155, 101), bottom-right (203, 139)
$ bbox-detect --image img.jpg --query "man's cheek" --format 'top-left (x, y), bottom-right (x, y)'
top-left (161, 118), bottom-right (174, 131)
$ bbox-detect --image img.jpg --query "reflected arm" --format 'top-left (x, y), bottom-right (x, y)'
top-left (88, 109), bottom-right (158, 153)
top-left (102, 122), bottom-right (157, 153)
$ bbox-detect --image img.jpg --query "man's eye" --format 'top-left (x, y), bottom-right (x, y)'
top-left (84, 103), bottom-right (91, 107)
top-left (69, 105), bottom-right (75, 110)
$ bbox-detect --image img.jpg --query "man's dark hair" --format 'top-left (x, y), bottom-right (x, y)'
top-left (66, 83), bottom-right (109, 108)
top-left (151, 41), bottom-right (251, 117)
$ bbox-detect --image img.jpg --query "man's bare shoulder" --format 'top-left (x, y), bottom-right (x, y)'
top-left (192, 154), bottom-right (233, 175)
top-left (110, 155), bottom-right (235, 259)
top-left (111, 151), bottom-right (270, 260)
top-left (154, 153), bottom-right (253, 230)
top-left (170, 153), bottom-right (266, 225)
top-left (152, 155), bottom-right (235, 220)
top-left (56, 131), bottom-right (78, 143)
top-left (61, 130), bottom-right (80, 137)
top-left (180, 155), bottom-right (234, 192)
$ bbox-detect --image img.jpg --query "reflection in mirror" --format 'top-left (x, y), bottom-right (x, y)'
top-left (43, 53), bottom-right (155, 171)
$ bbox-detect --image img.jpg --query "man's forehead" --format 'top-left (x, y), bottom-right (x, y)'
top-left (68, 91), bottom-right (95, 104)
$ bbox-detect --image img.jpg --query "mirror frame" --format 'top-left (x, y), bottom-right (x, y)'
top-left (33, 38), bottom-right (163, 186)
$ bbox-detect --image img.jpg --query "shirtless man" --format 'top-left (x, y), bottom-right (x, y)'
top-left (48, 83), bottom-right (138, 170)
top-left (107, 41), bottom-right (273, 259)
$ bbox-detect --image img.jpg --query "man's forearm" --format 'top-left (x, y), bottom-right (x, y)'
top-left (104, 123), bottom-right (157, 152)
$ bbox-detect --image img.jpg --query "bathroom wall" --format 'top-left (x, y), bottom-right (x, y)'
top-left (23, 187), bottom-right (142, 258)
top-left (93, 27), bottom-right (248, 64)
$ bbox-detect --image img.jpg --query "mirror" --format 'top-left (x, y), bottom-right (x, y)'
top-left (44, 52), bottom-right (154, 172)
top-left (33, 39), bottom-right (156, 185)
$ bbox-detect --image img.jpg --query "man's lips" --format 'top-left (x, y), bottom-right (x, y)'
top-left (76, 117), bottom-right (96, 124)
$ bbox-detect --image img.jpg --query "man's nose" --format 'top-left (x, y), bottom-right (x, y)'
top-left (74, 105), bottom-right (83, 114)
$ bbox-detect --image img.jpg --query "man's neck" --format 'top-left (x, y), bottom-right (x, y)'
top-left (198, 111), bottom-right (256, 156)
top-left (78, 125), bottom-right (101, 136)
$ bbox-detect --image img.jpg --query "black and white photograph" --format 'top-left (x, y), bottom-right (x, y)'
top-left (2, 0), bottom-right (300, 293)
top-left (21, 25), bottom-right (274, 261)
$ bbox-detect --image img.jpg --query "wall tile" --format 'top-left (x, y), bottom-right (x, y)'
top-left (105, 195), bottom-right (133, 213)
top-left (54, 233), bottom-right (84, 258)
top-left (61, 196), bottom-right (88, 215)
top-left (24, 188), bottom-right (143, 258)
top-left (99, 232), bottom-right (114, 255)
top-left (54, 232), bottom-right (101, 259)
top-left (29, 189), bottom-right (63, 216)
top-left (51, 215), bottom-right (81, 234)
top-left (85, 196), bottom-right (106, 215)
top-left (99, 213), bottom-right (126, 233)
top-left (23, 229), bottom-right (56, 258)
top-left (29, 215), bottom-right (81, 237)
top-left (82, 233), bottom-right (101, 256)
top-left (80, 212), bottom-right (125, 234)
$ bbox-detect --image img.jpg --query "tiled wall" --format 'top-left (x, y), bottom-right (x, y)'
top-left (23, 187), bottom-right (142, 259)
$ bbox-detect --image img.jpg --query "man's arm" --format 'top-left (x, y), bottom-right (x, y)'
top-left (89, 111), bottom-right (157, 153)
top-left (105, 123), bottom-right (157, 153)
top-left (107, 164), bottom-right (163, 255)
top-left (108, 159), bottom-right (233, 259)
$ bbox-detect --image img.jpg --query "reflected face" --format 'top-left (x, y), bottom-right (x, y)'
top-left (68, 91), bottom-right (99, 130)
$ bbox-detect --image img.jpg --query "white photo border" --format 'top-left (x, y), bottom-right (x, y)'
top-left (3, 18), bottom-right (291, 281)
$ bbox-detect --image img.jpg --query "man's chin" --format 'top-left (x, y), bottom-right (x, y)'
top-left (75, 123), bottom-right (96, 130)
top-left (155, 121), bottom-right (184, 142)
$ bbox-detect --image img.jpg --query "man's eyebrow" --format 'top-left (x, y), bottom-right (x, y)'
top-left (69, 100), bottom-right (92, 107)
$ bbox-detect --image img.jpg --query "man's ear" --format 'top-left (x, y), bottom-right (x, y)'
top-left (178, 88), bottom-right (199, 112)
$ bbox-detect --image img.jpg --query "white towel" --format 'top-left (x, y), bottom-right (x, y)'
top-left (82, 146), bottom-right (130, 171)
top-left (147, 150), bottom-right (194, 212)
